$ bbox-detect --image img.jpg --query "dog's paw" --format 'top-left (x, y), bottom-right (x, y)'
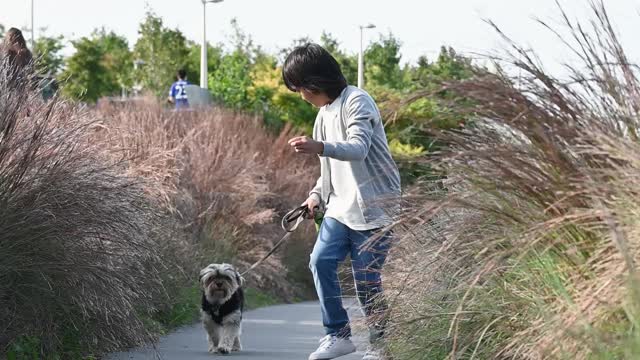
top-left (232, 337), bottom-right (242, 352)
top-left (217, 346), bottom-right (231, 354)
top-left (208, 344), bottom-right (216, 353)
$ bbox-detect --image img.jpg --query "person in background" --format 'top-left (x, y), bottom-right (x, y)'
top-left (167, 69), bottom-right (189, 109)
top-left (2, 28), bottom-right (33, 75)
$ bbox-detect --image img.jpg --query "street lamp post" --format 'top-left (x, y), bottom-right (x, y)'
top-left (201, 0), bottom-right (224, 89)
top-left (30, 0), bottom-right (35, 50)
top-left (357, 23), bottom-right (376, 89)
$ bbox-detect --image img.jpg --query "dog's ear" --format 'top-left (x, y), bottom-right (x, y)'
top-left (198, 267), bottom-right (210, 285)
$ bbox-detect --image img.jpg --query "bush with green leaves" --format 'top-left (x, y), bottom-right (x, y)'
top-left (60, 29), bottom-right (132, 102)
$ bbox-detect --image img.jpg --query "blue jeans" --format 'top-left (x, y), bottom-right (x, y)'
top-left (309, 217), bottom-right (391, 340)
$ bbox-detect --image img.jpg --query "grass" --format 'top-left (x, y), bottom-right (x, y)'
top-left (245, 287), bottom-right (281, 310)
top-left (6, 333), bottom-right (98, 360)
top-left (93, 101), bottom-right (319, 302)
top-left (6, 337), bottom-right (43, 360)
top-left (0, 54), bottom-right (168, 359)
top-left (151, 284), bottom-right (202, 331)
top-left (383, 2), bottom-right (640, 359)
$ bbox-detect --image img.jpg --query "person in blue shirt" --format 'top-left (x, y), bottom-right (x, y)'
top-left (168, 69), bottom-right (189, 109)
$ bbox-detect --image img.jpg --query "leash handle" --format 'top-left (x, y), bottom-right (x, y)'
top-left (281, 204), bottom-right (317, 232)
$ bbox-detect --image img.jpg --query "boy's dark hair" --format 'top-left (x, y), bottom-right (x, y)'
top-left (177, 69), bottom-right (187, 80)
top-left (283, 43), bottom-right (347, 100)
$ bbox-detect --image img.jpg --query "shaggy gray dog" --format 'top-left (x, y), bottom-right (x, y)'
top-left (199, 263), bottom-right (245, 354)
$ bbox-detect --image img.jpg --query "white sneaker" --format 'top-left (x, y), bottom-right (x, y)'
top-left (318, 335), bottom-right (331, 344)
top-left (308, 336), bottom-right (356, 360)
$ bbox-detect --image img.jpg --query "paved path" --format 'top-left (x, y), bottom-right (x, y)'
top-left (107, 301), bottom-right (365, 360)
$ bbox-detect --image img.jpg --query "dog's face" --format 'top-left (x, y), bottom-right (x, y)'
top-left (199, 263), bottom-right (244, 305)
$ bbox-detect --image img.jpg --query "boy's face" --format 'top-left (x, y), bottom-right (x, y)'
top-left (299, 88), bottom-right (330, 108)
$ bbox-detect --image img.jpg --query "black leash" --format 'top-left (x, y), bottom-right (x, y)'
top-left (240, 205), bottom-right (312, 277)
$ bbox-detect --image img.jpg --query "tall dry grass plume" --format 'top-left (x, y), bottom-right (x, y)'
top-left (92, 100), bottom-right (318, 296)
top-left (386, 2), bottom-right (640, 359)
top-left (0, 54), bottom-right (168, 354)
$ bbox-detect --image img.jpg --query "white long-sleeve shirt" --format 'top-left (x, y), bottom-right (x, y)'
top-left (309, 86), bottom-right (401, 230)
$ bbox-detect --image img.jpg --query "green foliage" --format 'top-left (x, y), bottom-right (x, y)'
top-left (376, 46), bottom-right (474, 149)
top-left (389, 137), bottom-right (438, 185)
top-left (6, 331), bottom-right (97, 360)
top-left (6, 336), bottom-right (40, 360)
top-left (389, 138), bottom-right (426, 158)
top-left (364, 46), bottom-right (475, 183)
top-left (207, 19), bottom-right (256, 109)
top-left (101, 31), bottom-right (133, 90)
top-left (410, 46), bottom-right (474, 88)
top-left (248, 51), bottom-right (316, 132)
top-left (365, 32), bottom-right (405, 89)
top-left (244, 288), bottom-right (280, 309)
top-left (206, 20), bottom-right (318, 131)
top-left (60, 29), bottom-right (131, 102)
top-left (266, 89), bottom-right (316, 132)
top-left (152, 284), bottom-right (201, 330)
top-left (209, 50), bottom-right (252, 108)
top-left (133, 11), bottom-right (190, 97)
top-left (33, 35), bottom-right (65, 76)
top-left (184, 40), bottom-right (223, 85)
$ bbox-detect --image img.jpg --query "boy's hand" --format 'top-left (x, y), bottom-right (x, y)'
top-left (288, 136), bottom-right (324, 155)
top-left (302, 197), bottom-right (320, 219)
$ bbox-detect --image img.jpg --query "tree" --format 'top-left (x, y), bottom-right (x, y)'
top-left (209, 50), bottom-right (252, 109)
top-left (365, 33), bottom-right (405, 89)
top-left (184, 40), bottom-right (223, 86)
top-left (60, 29), bottom-right (132, 102)
top-left (133, 11), bottom-right (190, 97)
top-left (33, 35), bottom-right (65, 76)
top-left (410, 46), bottom-right (474, 88)
top-left (100, 31), bottom-right (133, 90)
top-left (227, 18), bottom-right (255, 57)
top-left (208, 19), bottom-right (256, 109)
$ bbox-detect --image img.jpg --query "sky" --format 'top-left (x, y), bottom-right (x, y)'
top-left (2, 0), bottom-right (640, 74)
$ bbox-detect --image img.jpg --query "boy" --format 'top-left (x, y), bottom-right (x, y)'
top-left (168, 69), bottom-right (189, 109)
top-left (283, 43), bottom-right (401, 360)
